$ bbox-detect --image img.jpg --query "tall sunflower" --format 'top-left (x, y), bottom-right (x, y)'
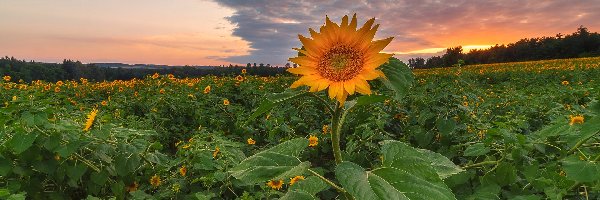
top-left (288, 14), bottom-right (393, 104)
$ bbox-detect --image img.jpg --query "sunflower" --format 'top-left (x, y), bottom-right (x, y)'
top-left (204, 85), bottom-right (211, 94)
top-left (569, 115), bottom-right (584, 125)
top-left (266, 179), bottom-right (284, 190)
top-left (126, 182), bottom-right (139, 192)
top-left (223, 99), bottom-right (230, 106)
top-left (308, 135), bottom-right (318, 147)
top-left (150, 175), bottom-right (161, 187)
top-left (288, 14), bottom-right (394, 104)
top-left (179, 165), bottom-right (187, 176)
top-left (213, 146), bottom-right (220, 158)
top-left (289, 176), bottom-right (305, 185)
top-left (235, 75), bottom-right (244, 82)
top-left (247, 138), bottom-right (256, 145)
top-left (83, 108), bottom-right (98, 132)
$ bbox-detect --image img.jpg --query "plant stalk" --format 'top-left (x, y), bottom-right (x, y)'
top-left (331, 103), bottom-right (344, 164)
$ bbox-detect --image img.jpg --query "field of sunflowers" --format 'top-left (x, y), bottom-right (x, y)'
top-left (0, 55), bottom-right (599, 199)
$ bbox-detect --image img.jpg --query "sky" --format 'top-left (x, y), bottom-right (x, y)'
top-left (1, 0), bottom-right (599, 66)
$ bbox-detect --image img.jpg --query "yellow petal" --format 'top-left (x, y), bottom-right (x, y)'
top-left (343, 80), bottom-right (356, 95)
top-left (290, 79), bottom-right (304, 88)
top-left (298, 35), bottom-right (322, 56)
top-left (355, 79), bottom-right (371, 95)
top-left (289, 57), bottom-right (316, 68)
top-left (357, 24), bottom-right (380, 51)
top-left (287, 66), bottom-right (317, 75)
top-left (341, 15), bottom-right (349, 28)
top-left (317, 79), bottom-right (330, 91)
top-left (359, 69), bottom-right (382, 80)
top-left (337, 92), bottom-right (348, 105)
top-left (365, 53), bottom-right (393, 68)
top-left (328, 82), bottom-right (340, 99)
top-left (368, 37), bottom-right (394, 55)
top-left (349, 14), bottom-right (357, 30)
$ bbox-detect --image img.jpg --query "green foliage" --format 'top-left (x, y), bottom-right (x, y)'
top-left (1, 57), bottom-right (599, 199)
top-left (229, 138), bottom-right (309, 184)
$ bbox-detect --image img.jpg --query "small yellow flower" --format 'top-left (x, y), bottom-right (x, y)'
top-left (83, 108), bottom-right (98, 132)
top-left (126, 182), bottom-right (139, 192)
top-left (242, 69), bottom-right (247, 74)
top-left (150, 175), bottom-right (161, 187)
top-left (322, 125), bottom-right (329, 134)
top-left (182, 143), bottom-right (191, 149)
top-left (223, 99), bottom-right (230, 106)
top-left (204, 85), bottom-right (211, 94)
top-left (561, 80), bottom-right (569, 85)
top-left (12, 96), bottom-right (17, 101)
top-left (569, 115), bottom-right (584, 125)
top-left (56, 80), bottom-right (64, 86)
top-left (175, 140), bottom-right (182, 147)
top-left (2, 75), bottom-right (11, 82)
top-left (168, 74), bottom-right (175, 80)
top-left (54, 154), bottom-right (61, 161)
top-left (289, 176), bottom-right (305, 185)
top-left (462, 101), bottom-right (469, 107)
top-left (247, 138), bottom-right (256, 145)
top-left (159, 89), bottom-right (165, 94)
top-left (266, 179), bottom-right (284, 190)
top-left (179, 165), bottom-right (187, 177)
top-left (213, 146), bottom-right (220, 158)
top-left (235, 75), bottom-right (244, 82)
top-left (101, 100), bottom-right (108, 106)
top-left (308, 135), bottom-right (318, 147)
top-left (152, 73), bottom-right (160, 79)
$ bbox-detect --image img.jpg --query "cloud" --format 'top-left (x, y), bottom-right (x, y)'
top-left (214, 0), bottom-right (600, 65)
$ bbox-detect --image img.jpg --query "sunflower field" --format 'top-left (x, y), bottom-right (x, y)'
top-left (0, 55), bottom-right (598, 199)
top-left (2, 13), bottom-right (600, 200)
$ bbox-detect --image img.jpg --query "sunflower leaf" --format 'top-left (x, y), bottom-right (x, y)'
top-left (280, 176), bottom-right (330, 200)
top-left (335, 141), bottom-right (458, 200)
top-left (379, 57), bottom-right (414, 101)
top-left (229, 138), bottom-right (310, 184)
top-left (247, 90), bottom-right (309, 122)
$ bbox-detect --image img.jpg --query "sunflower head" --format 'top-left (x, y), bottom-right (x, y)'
top-left (288, 14), bottom-right (394, 105)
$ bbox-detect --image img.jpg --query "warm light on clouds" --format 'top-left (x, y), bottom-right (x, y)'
top-left (0, 0), bottom-right (250, 65)
top-left (1, 0), bottom-right (599, 65)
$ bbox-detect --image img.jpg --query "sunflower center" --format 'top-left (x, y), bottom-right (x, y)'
top-left (318, 45), bottom-right (364, 81)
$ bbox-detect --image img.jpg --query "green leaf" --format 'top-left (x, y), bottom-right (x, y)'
top-left (281, 176), bottom-right (330, 200)
top-left (463, 143), bottom-right (490, 157)
top-left (247, 90), bottom-right (308, 121)
top-left (466, 184), bottom-right (500, 200)
top-left (379, 57), bottom-right (414, 100)
top-left (562, 156), bottom-right (600, 182)
top-left (336, 161), bottom-right (456, 200)
top-left (381, 140), bottom-right (463, 179)
top-left (229, 138), bottom-right (310, 184)
top-left (56, 141), bottom-right (82, 158)
top-left (355, 95), bottom-right (388, 107)
top-left (335, 141), bottom-right (459, 200)
top-left (0, 156), bottom-right (12, 176)
top-left (7, 131), bottom-right (39, 154)
top-left (436, 118), bottom-right (456, 135)
top-left (67, 164), bottom-right (87, 181)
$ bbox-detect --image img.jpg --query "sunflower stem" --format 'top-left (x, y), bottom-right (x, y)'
top-left (331, 102), bottom-right (344, 164)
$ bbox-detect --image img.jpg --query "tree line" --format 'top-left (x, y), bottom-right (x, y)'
top-left (0, 57), bottom-right (291, 82)
top-left (408, 26), bottom-right (600, 69)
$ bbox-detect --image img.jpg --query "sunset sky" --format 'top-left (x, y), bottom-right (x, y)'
top-left (1, 0), bottom-right (599, 66)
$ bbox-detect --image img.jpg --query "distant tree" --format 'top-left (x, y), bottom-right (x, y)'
top-left (408, 57), bottom-right (426, 69)
top-left (246, 63), bottom-right (251, 68)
